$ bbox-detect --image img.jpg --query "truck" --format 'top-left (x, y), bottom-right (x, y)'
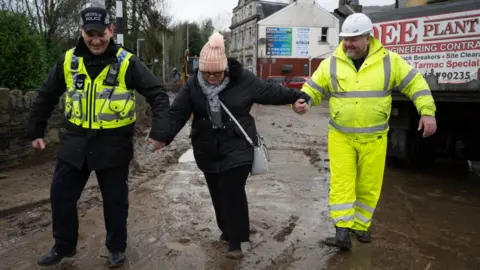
top-left (334, 0), bottom-right (480, 173)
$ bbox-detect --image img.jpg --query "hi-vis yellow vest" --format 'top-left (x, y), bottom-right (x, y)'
top-left (301, 37), bottom-right (436, 136)
top-left (63, 48), bottom-right (136, 129)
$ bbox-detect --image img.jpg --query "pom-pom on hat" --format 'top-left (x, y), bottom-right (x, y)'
top-left (199, 32), bottom-right (228, 72)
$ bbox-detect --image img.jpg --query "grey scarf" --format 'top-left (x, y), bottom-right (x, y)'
top-left (197, 71), bottom-right (231, 129)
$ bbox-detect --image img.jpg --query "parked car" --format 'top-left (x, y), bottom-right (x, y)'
top-left (264, 76), bottom-right (286, 85)
top-left (284, 76), bottom-right (309, 89)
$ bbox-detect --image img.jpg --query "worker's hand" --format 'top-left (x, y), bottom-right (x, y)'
top-left (32, 138), bottom-right (46, 150)
top-left (147, 138), bottom-right (166, 152)
top-left (418, 115), bottom-right (437, 138)
top-left (293, 99), bottom-right (309, 115)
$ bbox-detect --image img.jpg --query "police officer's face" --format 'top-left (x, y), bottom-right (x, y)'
top-left (343, 35), bottom-right (370, 59)
top-left (82, 25), bottom-right (114, 55)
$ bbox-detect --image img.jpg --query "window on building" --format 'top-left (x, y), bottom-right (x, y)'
top-left (321, 27), bottom-right (328, 43)
top-left (247, 28), bottom-right (251, 44)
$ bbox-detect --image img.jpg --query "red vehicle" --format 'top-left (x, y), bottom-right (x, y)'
top-left (284, 76), bottom-right (310, 89)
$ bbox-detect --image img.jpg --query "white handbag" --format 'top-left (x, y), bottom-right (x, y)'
top-left (220, 101), bottom-right (270, 176)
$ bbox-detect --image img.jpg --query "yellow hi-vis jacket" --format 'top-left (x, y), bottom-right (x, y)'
top-left (301, 37), bottom-right (436, 136)
top-left (63, 48), bottom-right (136, 129)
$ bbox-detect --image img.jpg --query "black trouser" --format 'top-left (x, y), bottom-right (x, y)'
top-left (50, 158), bottom-right (129, 254)
top-left (204, 165), bottom-right (251, 249)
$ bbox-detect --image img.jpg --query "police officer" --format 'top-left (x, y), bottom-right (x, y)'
top-left (27, 4), bottom-right (169, 268)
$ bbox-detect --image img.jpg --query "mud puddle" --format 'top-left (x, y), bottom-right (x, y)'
top-left (0, 147), bottom-right (335, 270)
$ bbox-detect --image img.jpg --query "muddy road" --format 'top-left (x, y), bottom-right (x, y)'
top-left (1, 104), bottom-right (480, 270)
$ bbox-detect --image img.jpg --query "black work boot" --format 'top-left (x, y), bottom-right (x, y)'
top-left (37, 248), bottom-right (76, 266)
top-left (107, 252), bottom-right (126, 268)
top-left (323, 227), bottom-right (352, 251)
top-left (351, 229), bottom-right (372, 243)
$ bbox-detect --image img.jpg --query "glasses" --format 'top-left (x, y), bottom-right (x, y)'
top-left (203, 71), bottom-right (225, 78)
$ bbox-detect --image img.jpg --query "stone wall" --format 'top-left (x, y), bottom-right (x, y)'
top-left (0, 88), bottom-right (149, 171)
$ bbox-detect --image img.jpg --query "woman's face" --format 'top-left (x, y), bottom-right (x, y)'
top-left (202, 71), bottom-right (225, 85)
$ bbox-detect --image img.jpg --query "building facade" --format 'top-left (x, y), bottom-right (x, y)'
top-left (257, 0), bottom-right (340, 79)
top-left (229, 0), bottom-right (288, 74)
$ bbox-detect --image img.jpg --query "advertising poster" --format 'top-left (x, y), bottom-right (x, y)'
top-left (295, 27), bottom-right (310, 57)
top-left (373, 9), bottom-right (480, 84)
top-left (266, 27), bottom-right (292, 56)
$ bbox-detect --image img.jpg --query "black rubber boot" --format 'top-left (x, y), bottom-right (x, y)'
top-left (37, 248), bottom-right (76, 266)
top-left (352, 229), bottom-right (372, 243)
top-left (323, 227), bottom-right (352, 251)
top-left (107, 252), bottom-right (126, 268)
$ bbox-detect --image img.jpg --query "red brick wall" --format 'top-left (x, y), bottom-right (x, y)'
top-left (256, 58), bottom-right (324, 80)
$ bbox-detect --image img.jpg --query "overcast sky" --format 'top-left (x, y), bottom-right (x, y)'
top-left (167, 0), bottom-right (396, 30)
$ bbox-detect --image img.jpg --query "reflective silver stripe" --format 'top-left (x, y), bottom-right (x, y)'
top-left (355, 212), bottom-right (370, 223)
top-left (383, 53), bottom-right (391, 91)
top-left (330, 202), bottom-right (355, 211)
top-left (333, 215), bottom-right (355, 223)
top-left (330, 90), bottom-right (391, 98)
top-left (306, 78), bottom-right (328, 97)
top-left (96, 92), bottom-right (131, 101)
top-left (399, 68), bottom-right (419, 90)
top-left (97, 110), bottom-right (135, 121)
top-left (329, 119), bottom-right (389, 133)
top-left (411, 89), bottom-right (431, 102)
top-left (330, 57), bottom-right (338, 92)
top-left (355, 202), bottom-right (375, 214)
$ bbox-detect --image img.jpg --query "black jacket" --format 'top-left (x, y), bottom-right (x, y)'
top-left (168, 58), bottom-right (310, 173)
top-left (26, 38), bottom-right (170, 170)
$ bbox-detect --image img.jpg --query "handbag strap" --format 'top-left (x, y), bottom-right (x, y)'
top-left (219, 101), bottom-right (254, 146)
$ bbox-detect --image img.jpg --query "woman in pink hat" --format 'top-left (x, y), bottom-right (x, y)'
top-left (165, 32), bottom-right (310, 259)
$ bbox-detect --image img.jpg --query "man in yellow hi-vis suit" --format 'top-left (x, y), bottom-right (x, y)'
top-left (293, 13), bottom-right (437, 250)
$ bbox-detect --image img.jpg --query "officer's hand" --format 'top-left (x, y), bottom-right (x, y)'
top-left (418, 115), bottom-right (437, 138)
top-left (147, 138), bottom-right (166, 152)
top-left (32, 138), bottom-right (46, 150)
top-left (294, 99), bottom-right (309, 115)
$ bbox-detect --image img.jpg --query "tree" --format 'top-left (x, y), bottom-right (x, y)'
top-left (187, 22), bottom-right (203, 57)
top-left (0, 10), bottom-right (47, 90)
top-left (200, 19), bottom-right (214, 42)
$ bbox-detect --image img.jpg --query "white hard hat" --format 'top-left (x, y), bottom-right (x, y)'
top-left (339, 13), bottom-right (373, 37)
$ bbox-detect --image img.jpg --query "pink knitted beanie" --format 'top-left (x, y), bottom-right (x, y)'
top-left (199, 32), bottom-right (228, 72)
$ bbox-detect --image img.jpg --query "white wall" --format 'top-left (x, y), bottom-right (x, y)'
top-left (257, 2), bottom-right (340, 59)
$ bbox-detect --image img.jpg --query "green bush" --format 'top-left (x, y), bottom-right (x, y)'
top-left (0, 10), bottom-right (47, 91)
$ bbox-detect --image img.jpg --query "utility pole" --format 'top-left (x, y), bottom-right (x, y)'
top-left (116, 0), bottom-right (124, 45)
top-left (186, 22), bottom-right (189, 50)
top-left (162, 32), bottom-right (166, 84)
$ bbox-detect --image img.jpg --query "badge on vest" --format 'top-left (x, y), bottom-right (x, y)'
top-left (75, 74), bottom-right (86, 90)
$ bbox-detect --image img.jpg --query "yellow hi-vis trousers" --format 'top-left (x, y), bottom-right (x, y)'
top-left (328, 128), bottom-right (387, 231)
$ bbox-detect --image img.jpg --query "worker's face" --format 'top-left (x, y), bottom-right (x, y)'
top-left (202, 71), bottom-right (225, 85)
top-left (343, 35), bottom-right (370, 59)
top-left (81, 25), bottom-right (114, 55)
